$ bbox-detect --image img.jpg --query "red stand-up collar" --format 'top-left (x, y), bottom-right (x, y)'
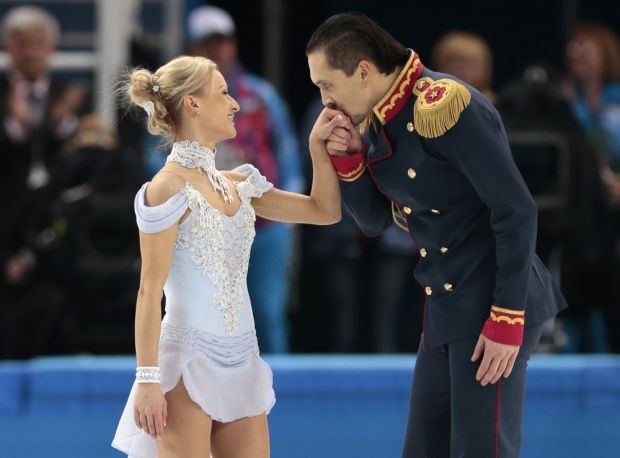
top-left (371, 50), bottom-right (424, 125)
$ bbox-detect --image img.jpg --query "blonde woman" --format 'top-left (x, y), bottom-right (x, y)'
top-left (111, 55), bottom-right (343, 457)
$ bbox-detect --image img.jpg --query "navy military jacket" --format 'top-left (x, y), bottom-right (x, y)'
top-left (336, 51), bottom-right (567, 348)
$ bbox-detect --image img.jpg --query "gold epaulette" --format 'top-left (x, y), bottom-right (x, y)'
top-left (412, 78), bottom-right (471, 138)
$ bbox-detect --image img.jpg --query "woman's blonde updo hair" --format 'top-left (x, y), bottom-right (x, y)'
top-left (124, 55), bottom-right (218, 138)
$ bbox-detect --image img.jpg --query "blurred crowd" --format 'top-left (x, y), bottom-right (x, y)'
top-left (1, 4), bottom-right (619, 359)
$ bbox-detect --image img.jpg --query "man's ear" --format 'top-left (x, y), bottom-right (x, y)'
top-left (358, 60), bottom-right (372, 81)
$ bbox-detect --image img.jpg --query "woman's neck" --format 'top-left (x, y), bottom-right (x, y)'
top-left (175, 125), bottom-right (217, 150)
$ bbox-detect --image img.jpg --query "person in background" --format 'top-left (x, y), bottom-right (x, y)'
top-left (0, 5), bottom-right (86, 359)
top-left (185, 5), bottom-right (304, 353)
top-left (562, 21), bottom-right (620, 352)
top-left (564, 22), bottom-right (620, 206)
top-left (0, 6), bottom-right (86, 223)
top-left (432, 31), bottom-right (495, 103)
top-left (295, 96), bottom-right (422, 353)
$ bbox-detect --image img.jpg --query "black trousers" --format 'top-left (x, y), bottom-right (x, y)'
top-left (401, 322), bottom-right (544, 458)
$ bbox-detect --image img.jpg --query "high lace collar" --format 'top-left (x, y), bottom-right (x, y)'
top-left (166, 140), bottom-right (233, 203)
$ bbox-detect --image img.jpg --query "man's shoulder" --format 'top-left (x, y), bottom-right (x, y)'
top-left (412, 70), bottom-right (492, 139)
top-left (419, 69), bottom-right (490, 107)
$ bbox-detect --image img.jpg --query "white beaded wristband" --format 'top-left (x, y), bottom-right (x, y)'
top-left (136, 366), bottom-right (160, 384)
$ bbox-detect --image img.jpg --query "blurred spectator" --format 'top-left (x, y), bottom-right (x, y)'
top-left (293, 97), bottom-right (422, 353)
top-left (293, 97), bottom-right (365, 352)
top-left (51, 115), bottom-right (142, 353)
top-left (1, 114), bottom-right (142, 356)
top-left (431, 31), bottom-right (495, 102)
top-left (0, 6), bottom-right (86, 212)
top-left (185, 6), bottom-right (304, 353)
top-left (0, 6), bottom-right (87, 358)
top-left (116, 4), bottom-right (163, 171)
top-left (497, 63), bottom-right (620, 353)
top-left (560, 22), bottom-right (620, 352)
top-left (563, 22), bottom-right (620, 208)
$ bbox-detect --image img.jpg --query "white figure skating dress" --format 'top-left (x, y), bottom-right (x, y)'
top-left (112, 140), bottom-right (276, 457)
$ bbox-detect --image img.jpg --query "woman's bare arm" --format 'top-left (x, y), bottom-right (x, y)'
top-left (252, 109), bottom-right (344, 225)
top-left (132, 173), bottom-right (186, 440)
top-left (134, 174), bottom-right (185, 367)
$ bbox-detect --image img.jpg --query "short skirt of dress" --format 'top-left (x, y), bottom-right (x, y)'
top-left (111, 323), bottom-right (275, 457)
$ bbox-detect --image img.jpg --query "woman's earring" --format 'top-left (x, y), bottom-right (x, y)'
top-left (194, 108), bottom-right (201, 117)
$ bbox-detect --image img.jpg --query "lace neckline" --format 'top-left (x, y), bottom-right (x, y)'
top-left (166, 140), bottom-right (233, 203)
top-left (181, 181), bottom-right (244, 220)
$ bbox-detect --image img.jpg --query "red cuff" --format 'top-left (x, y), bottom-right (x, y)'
top-left (481, 305), bottom-right (525, 346)
top-left (329, 151), bottom-right (364, 181)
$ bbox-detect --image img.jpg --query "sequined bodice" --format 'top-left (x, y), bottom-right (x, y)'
top-left (134, 142), bottom-right (273, 336)
top-left (174, 180), bottom-right (257, 334)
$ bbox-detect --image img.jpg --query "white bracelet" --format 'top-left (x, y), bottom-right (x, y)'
top-left (136, 366), bottom-right (160, 384)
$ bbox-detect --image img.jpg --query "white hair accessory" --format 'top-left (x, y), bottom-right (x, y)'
top-left (152, 74), bottom-right (160, 93)
top-left (138, 100), bottom-right (155, 117)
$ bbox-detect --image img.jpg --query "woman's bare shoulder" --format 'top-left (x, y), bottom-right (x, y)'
top-left (145, 169), bottom-right (187, 206)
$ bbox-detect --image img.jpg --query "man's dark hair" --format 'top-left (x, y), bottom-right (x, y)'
top-left (306, 12), bottom-right (410, 76)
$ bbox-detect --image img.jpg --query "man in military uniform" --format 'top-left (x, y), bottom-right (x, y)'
top-left (306, 12), bottom-right (567, 458)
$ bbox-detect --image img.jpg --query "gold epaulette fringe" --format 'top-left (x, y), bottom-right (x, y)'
top-left (414, 79), bottom-right (471, 138)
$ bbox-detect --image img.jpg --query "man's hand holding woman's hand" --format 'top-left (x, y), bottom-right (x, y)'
top-left (310, 108), bottom-right (362, 156)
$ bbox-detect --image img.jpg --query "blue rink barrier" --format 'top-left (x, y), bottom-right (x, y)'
top-left (0, 355), bottom-right (618, 458)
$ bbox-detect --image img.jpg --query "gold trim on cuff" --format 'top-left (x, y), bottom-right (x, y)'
top-left (491, 305), bottom-right (525, 316)
top-left (337, 161), bottom-right (365, 182)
